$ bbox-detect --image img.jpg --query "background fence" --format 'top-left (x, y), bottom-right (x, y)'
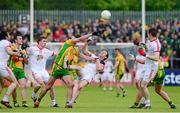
top-left (0, 10), bottom-right (180, 24)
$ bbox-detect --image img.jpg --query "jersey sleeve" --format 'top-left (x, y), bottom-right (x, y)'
top-left (4, 40), bottom-right (11, 48)
top-left (45, 49), bottom-right (54, 58)
top-left (26, 47), bottom-right (32, 55)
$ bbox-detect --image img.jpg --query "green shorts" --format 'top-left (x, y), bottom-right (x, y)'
top-left (69, 70), bottom-right (78, 80)
top-left (153, 70), bottom-right (165, 85)
top-left (52, 67), bottom-right (69, 78)
top-left (115, 73), bottom-right (124, 81)
top-left (12, 68), bottom-right (26, 80)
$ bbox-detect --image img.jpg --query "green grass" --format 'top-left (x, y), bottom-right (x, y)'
top-left (0, 86), bottom-right (180, 112)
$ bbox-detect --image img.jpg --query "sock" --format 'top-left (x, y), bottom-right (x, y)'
top-left (32, 92), bottom-right (36, 98)
top-left (2, 94), bottom-right (9, 102)
top-left (134, 102), bottom-right (139, 106)
top-left (22, 101), bottom-right (27, 104)
top-left (168, 101), bottom-right (172, 105)
top-left (141, 97), bottom-right (145, 104)
top-left (14, 100), bottom-right (17, 104)
top-left (51, 100), bottom-right (56, 106)
top-left (145, 99), bottom-right (150, 107)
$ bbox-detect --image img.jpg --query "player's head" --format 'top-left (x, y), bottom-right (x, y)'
top-left (14, 33), bottom-right (23, 45)
top-left (0, 30), bottom-right (11, 41)
top-left (37, 36), bottom-right (47, 48)
top-left (114, 48), bottom-right (120, 56)
top-left (132, 32), bottom-right (141, 45)
top-left (99, 49), bottom-right (109, 61)
top-left (148, 28), bottom-right (157, 39)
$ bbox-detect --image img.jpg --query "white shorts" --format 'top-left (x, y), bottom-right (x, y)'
top-left (80, 70), bottom-right (95, 83)
top-left (143, 66), bottom-right (158, 82)
top-left (135, 69), bottom-right (145, 81)
top-left (32, 70), bottom-right (50, 83)
top-left (102, 72), bottom-right (113, 81)
top-left (0, 66), bottom-right (11, 78)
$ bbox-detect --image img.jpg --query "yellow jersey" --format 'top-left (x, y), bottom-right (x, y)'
top-left (115, 54), bottom-right (125, 75)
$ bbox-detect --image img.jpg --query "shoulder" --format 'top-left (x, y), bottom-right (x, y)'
top-left (65, 39), bottom-right (75, 46)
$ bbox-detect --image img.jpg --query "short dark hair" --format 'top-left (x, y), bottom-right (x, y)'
top-left (115, 48), bottom-right (120, 51)
top-left (0, 30), bottom-right (8, 40)
top-left (37, 36), bottom-right (46, 44)
top-left (148, 28), bottom-right (157, 37)
top-left (14, 32), bottom-right (22, 41)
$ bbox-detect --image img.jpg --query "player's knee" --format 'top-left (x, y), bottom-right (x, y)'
top-left (78, 86), bottom-right (83, 91)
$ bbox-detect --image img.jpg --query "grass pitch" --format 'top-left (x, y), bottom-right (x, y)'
top-left (0, 85), bottom-right (179, 112)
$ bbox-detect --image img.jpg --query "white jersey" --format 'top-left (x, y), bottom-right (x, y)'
top-left (142, 39), bottom-right (161, 82)
top-left (0, 40), bottom-right (11, 67)
top-left (103, 60), bottom-right (113, 73)
top-left (136, 55), bottom-right (146, 69)
top-left (145, 39), bottom-right (161, 67)
top-left (27, 46), bottom-right (54, 71)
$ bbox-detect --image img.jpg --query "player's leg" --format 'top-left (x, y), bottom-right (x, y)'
top-left (31, 72), bottom-right (44, 102)
top-left (11, 89), bottom-right (20, 107)
top-left (34, 76), bottom-right (57, 108)
top-left (49, 86), bottom-right (59, 107)
top-left (18, 78), bottom-right (28, 107)
top-left (67, 80), bottom-right (89, 108)
top-left (115, 74), bottom-right (120, 97)
top-left (101, 73), bottom-right (107, 91)
top-left (108, 73), bottom-right (113, 91)
top-left (1, 67), bottom-right (18, 108)
top-left (42, 71), bottom-right (58, 108)
top-left (130, 70), bottom-right (145, 108)
top-left (119, 73), bottom-right (126, 97)
top-left (14, 68), bottom-right (28, 107)
top-left (155, 84), bottom-right (176, 109)
top-left (140, 79), bottom-right (151, 108)
top-left (130, 80), bottom-right (144, 108)
top-left (62, 75), bottom-right (74, 104)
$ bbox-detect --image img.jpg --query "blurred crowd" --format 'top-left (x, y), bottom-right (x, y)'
top-left (0, 18), bottom-right (180, 68)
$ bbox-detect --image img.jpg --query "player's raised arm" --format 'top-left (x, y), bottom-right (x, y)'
top-left (72, 32), bottom-right (100, 43)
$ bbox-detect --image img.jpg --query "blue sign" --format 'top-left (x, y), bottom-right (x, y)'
top-left (164, 69), bottom-right (180, 86)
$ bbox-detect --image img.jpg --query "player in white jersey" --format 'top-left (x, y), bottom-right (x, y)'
top-left (129, 42), bottom-right (147, 108)
top-left (141, 28), bottom-right (161, 109)
top-left (0, 31), bottom-right (21, 108)
top-left (101, 59), bottom-right (113, 91)
top-left (27, 36), bottom-right (58, 107)
top-left (66, 41), bottom-right (109, 108)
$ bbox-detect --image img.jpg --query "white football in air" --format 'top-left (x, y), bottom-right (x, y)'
top-left (101, 10), bottom-right (111, 20)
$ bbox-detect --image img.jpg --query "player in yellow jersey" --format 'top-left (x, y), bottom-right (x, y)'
top-left (113, 48), bottom-right (129, 97)
top-left (8, 34), bottom-right (29, 107)
top-left (34, 32), bottom-right (100, 108)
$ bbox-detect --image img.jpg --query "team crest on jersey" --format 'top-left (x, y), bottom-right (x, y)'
top-left (37, 54), bottom-right (43, 60)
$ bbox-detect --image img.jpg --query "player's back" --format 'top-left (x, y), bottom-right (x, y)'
top-left (0, 39), bottom-right (11, 66)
